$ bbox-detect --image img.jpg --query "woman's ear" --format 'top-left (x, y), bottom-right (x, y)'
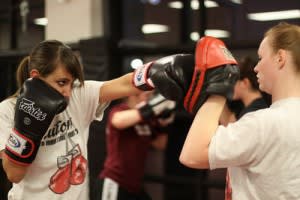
top-left (29, 69), bottom-right (40, 78)
top-left (277, 49), bottom-right (286, 70)
top-left (239, 78), bottom-right (248, 88)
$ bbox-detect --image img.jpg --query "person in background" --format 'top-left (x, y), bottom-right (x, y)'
top-left (180, 22), bottom-right (300, 199)
top-left (220, 56), bottom-right (269, 125)
top-left (92, 91), bottom-right (175, 200)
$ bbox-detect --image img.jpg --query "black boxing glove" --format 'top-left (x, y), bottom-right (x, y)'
top-left (132, 54), bottom-right (194, 93)
top-left (137, 93), bottom-right (176, 121)
top-left (5, 78), bottom-right (68, 165)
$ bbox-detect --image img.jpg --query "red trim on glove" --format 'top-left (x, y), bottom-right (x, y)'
top-left (5, 128), bottom-right (35, 158)
top-left (3, 152), bottom-right (31, 166)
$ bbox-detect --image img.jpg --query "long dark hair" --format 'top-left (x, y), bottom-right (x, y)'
top-left (238, 56), bottom-right (259, 91)
top-left (15, 40), bottom-right (84, 92)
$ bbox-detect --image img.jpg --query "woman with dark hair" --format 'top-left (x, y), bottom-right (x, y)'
top-left (220, 56), bottom-right (269, 125)
top-left (0, 40), bottom-right (179, 200)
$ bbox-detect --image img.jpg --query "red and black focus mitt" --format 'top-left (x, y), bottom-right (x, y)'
top-left (131, 37), bottom-right (239, 114)
top-left (183, 36), bottom-right (239, 113)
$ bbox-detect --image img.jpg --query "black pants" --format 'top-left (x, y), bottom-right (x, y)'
top-left (91, 178), bottom-right (151, 200)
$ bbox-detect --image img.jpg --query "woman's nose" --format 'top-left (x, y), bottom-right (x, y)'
top-left (254, 64), bottom-right (259, 73)
top-left (62, 86), bottom-right (72, 98)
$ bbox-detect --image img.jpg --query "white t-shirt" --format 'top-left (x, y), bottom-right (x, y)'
top-left (0, 81), bottom-right (109, 200)
top-left (209, 97), bottom-right (300, 200)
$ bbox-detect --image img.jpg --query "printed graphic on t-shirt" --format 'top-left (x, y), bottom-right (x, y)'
top-left (41, 117), bottom-right (79, 146)
top-left (48, 144), bottom-right (87, 194)
top-left (39, 116), bottom-right (88, 194)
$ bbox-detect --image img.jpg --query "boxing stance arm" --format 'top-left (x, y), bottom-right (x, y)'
top-left (2, 155), bottom-right (27, 183)
top-left (99, 54), bottom-right (194, 104)
top-left (112, 92), bottom-right (176, 129)
top-left (3, 78), bottom-right (67, 182)
top-left (111, 109), bottom-right (143, 130)
top-left (111, 104), bottom-right (174, 130)
top-left (111, 109), bottom-right (168, 150)
top-left (100, 73), bottom-right (142, 104)
top-left (179, 95), bottom-right (226, 169)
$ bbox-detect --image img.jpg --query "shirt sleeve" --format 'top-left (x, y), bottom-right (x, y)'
top-left (71, 81), bottom-right (110, 126)
top-left (208, 110), bottom-right (266, 170)
top-left (0, 99), bottom-right (15, 151)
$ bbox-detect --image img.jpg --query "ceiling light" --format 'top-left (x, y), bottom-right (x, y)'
top-left (140, 0), bottom-right (161, 5)
top-left (203, 0), bottom-right (219, 8)
top-left (130, 58), bottom-right (144, 69)
top-left (192, 0), bottom-right (219, 9)
top-left (205, 29), bottom-right (230, 38)
top-left (34, 17), bottom-right (48, 26)
top-left (190, 30), bottom-right (230, 41)
top-left (190, 0), bottom-right (199, 9)
top-left (168, 0), bottom-right (218, 10)
top-left (190, 32), bottom-right (200, 41)
top-left (149, 0), bottom-right (161, 5)
top-left (168, 1), bottom-right (183, 9)
top-left (142, 24), bottom-right (169, 34)
top-left (248, 9), bottom-right (300, 21)
top-left (230, 0), bottom-right (242, 4)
